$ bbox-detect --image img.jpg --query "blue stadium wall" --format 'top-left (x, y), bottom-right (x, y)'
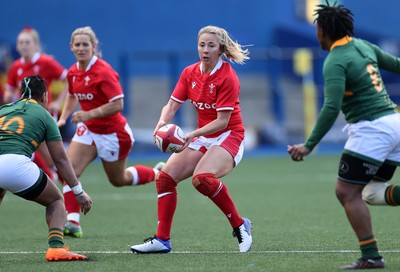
top-left (1, 0), bottom-right (399, 72)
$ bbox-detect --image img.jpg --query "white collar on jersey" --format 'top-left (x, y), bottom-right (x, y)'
top-left (21, 52), bottom-right (40, 64)
top-left (199, 58), bottom-right (222, 76)
top-left (76, 55), bottom-right (98, 71)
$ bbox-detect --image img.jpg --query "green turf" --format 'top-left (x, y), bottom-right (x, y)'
top-left (1, 155), bottom-right (400, 271)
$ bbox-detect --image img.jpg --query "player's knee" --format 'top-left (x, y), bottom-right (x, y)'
top-left (156, 171), bottom-right (177, 194)
top-left (192, 173), bottom-right (220, 197)
top-left (109, 177), bottom-right (125, 187)
top-left (362, 180), bottom-right (388, 205)
top-left (335, 180), bottom-right (361, 205)
top-left (335, 183), bottom-right (347, 205)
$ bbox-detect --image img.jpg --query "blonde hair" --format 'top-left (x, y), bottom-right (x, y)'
top-left (70, 26), bottom-right (102, 58)
top-left (198, 25), bottom-right (250, 64)
top-left (18, 27), bottom-right (41, 52)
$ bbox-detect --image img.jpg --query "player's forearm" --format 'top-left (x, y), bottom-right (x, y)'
top-left (53, 83), bottom-right (68, 109)
top-left (59, 95), bottom-right (77, 121)
top-left (304, 105), bottom-right (340, 151)
top-left (47, 141), bottom-right (80, 188)
top-left (159, 100), bottom-right (180, 124)
top-left (88, 99), bottom-right (123, 119)
top-left (54, 157), bottom-right (80, 188)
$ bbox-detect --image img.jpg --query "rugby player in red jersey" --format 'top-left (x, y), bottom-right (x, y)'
top-left (130, 25), bottom-right (252, 254)
top-left (5, 27), bottom-right (69, 185)
top-left (57, 26), bottom-right (164, 238)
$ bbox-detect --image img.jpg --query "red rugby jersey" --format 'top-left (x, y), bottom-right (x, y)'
top-left (67, 56), bottom-right (127, 134)
top-left (6, 52), bottom-right (67, 104)
top-left (171, 59), bottom-right (244, 138)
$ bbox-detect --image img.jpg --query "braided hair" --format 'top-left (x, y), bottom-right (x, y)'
top-left (20, 75), bottom-right (47, 101)
top-left (314, 1), bottom-right (354, 41)
top-left (0, 75), bottom-right (47, 113)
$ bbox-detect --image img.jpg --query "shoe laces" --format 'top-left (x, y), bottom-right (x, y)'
top-left (232, 228), bottom-right (243, 243)
top-left (143, 236), bottom-right (157, 244)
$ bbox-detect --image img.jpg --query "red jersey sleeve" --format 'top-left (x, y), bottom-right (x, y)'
top-left (66, 68), bottom-right (75, 95)
top-left (171, 68), bottom-right (189, 103)
top-left (43, 55), bottom-right (67, 81)
top-left (99, 67), bottom-right (124, 102)
top-left (6, 61), bottom-right (20, 90)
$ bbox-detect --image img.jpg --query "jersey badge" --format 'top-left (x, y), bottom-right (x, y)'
top-left (209, 83), bottom-right (215, 94)
top-left (84, 76), bottom-right (91, 86)
top-left (192, 81), bottom-right (196, 89)
top-left (77, 125), bottom-right (87, 136)
top-left (34, 65), bottom-right (40, 74)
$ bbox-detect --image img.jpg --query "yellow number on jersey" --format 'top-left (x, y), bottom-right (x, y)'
top-left (366, 64), bottom-right (383, 92)
top-left (0, 116), bottom-right (25, 134)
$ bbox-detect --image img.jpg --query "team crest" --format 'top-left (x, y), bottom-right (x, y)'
top-left (77, 125), bottom-right (87, 136)
top-left (84, 76), bottom-right (90, 86)
top-left (33, 65), bottom-right (40, 74)
top-left (209, 83), bottom-right (215, 94)
top-left (192, 81), bottom-right (196, 89)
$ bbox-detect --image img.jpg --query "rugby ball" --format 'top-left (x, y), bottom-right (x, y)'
top-left (155, 124), bottom-right (185, 153)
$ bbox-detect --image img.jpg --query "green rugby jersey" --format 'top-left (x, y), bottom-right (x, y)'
top-left (0, 99), bottom-right (62, 157)
top-left (305, 37), bottom-right (400, 151)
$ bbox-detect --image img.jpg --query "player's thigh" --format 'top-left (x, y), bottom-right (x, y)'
top-left (33, 176), bottom-right (63, 207)
top-left (345, 114), bottom-right (400, 163)
top-left (101, 157), bottom-right (128, 182)
top-left (67, 141), bottom-right (97, 176)
top-left (0, 154), bottom-right (40, 193)
top-left (163, 148), bottom-right (203, 181)
top-left (194, 145), bottom-right (234, 178)
top-left (0, 155), bottom-right (59, 203)
top-left (338, 153), bottom-right (380, 185)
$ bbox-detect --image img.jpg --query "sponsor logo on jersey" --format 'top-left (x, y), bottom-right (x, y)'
top-left (75, 93), bottom-right (94, 100)
top-left (189, 99), bottom-right (216, 110)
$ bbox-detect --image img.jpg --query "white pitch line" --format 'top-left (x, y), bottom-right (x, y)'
top-left (1, 250), bottom-right (400, 254)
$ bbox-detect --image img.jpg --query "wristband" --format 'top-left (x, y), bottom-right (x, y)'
top-left (71, 182), bottom-right (83, 196)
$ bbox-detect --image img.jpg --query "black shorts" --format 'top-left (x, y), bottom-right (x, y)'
top-left (14, 170), bottom-right (48, 200)
top-left (338, 153), bottom-right (396, 185)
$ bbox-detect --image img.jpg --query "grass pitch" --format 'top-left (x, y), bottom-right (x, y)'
top-left (1, 154), bottom-right (400, 271)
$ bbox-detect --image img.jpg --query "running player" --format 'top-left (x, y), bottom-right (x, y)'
top-left (5, 27), bottom-right (69, 181)
top-left (288, 2), bottom-right (400, 269)
top-left (130, 25), bottom-right (252, 254)
top-left (57, 26), bottom-right (163, 238)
